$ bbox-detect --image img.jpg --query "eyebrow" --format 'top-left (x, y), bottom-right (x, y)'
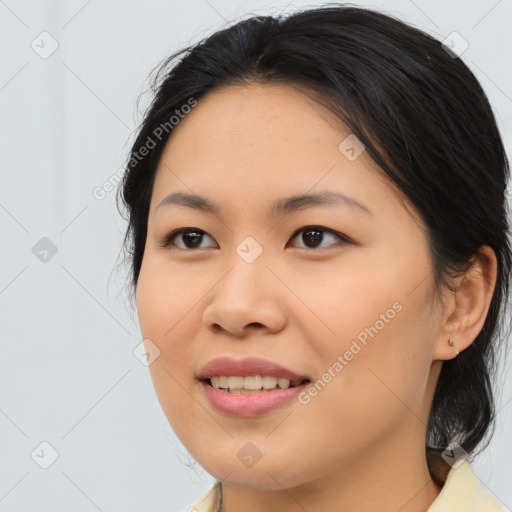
top-left (155, 190), bottom-right (373, 219)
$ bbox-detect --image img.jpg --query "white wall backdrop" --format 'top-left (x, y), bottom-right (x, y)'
top-left (1, 1), bottom-right (511, 511)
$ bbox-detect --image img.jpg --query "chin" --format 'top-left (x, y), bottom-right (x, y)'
top-left (197, 455), bottom-right (313, 491)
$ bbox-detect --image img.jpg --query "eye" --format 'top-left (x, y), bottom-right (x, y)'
top-left (287, 225), bottom-right (350, 250)
top-left (159, 225), bottom-right (350, 251)
top-left (159, 228), bottom-right (216, 250)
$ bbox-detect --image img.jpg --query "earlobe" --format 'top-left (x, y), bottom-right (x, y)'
top-left (434, 337), bottom-right (461, 361)
top-left (433, 245), bottom-right (498, 361)
top-left (448, 338), bottom-right (459, 355)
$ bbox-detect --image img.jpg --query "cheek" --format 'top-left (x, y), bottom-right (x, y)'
top-left (305, 257), bottom-right (434, 403)
top-left (300, 265), bottom-right (400, 354)
top-left (136, 261), bottom-right (200, 421)
top-left (136, 257), bottom-right (200, 340)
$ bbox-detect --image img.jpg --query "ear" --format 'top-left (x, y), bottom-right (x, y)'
top-left (433, 245), bottom-right (498, 361)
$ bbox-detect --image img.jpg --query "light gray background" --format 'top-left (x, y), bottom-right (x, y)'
top-left (1, 1), bottom-right (511, 511)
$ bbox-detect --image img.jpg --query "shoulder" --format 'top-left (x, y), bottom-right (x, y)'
top-left (187, 481), bottom-right (222, 512)
top-left (427, 458), bottom-right (508, 512)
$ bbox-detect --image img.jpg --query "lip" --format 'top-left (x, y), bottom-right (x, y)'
top-left (197, 356), bottom-right (311, 382)
top-left (201, 380), bottom-right (310, 417)
top-left (197, 357), bottom-right (312, 417)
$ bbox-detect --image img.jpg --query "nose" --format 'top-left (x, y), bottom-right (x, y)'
top-left (202, 259), bottom-right (287, 338)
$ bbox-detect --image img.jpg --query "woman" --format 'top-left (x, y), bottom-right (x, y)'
top-left (117, 5), bottom-right (511, 512)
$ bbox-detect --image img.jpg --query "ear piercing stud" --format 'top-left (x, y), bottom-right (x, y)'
top-left (448, 338), bottom-right (459, 356)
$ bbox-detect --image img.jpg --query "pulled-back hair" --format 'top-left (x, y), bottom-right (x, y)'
top-left (117, 4), bottom-right (512, 481)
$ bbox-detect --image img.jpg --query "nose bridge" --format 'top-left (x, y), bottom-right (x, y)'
top-left (221, 235), bottom-right (269, 300)
top-left (235, 234), bottom-right (266, 266)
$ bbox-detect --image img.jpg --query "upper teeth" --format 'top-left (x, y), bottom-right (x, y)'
top-left (210, 375), bottom-right (302, 390)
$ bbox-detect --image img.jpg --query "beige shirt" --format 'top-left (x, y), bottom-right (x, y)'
top-left (188, 459), bottom-right (508, 512)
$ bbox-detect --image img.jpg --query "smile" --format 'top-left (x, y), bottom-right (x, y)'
top-left (208, 375), bottom-right (307, 394)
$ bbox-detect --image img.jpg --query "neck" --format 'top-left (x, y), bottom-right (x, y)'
top-left (219, 440), bottom-right (443, 512)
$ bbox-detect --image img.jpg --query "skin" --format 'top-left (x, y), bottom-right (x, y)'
top-left (135, 83), bottom-right (497, 512)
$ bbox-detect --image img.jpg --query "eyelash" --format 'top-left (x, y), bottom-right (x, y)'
top-left (158, 225), bottom-right (351, 252)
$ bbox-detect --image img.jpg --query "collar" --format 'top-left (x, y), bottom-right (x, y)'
top-left (427, 458), bottom-right (506, 512)
top-left (189, 459), bottom-right (506, 512)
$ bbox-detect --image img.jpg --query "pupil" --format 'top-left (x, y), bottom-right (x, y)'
top-left (184, 231), bottom-right (202, 248)
top-left (303, 229), bottom-right (322, 248)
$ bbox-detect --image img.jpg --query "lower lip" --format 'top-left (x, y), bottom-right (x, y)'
top-left (201, 381), bottom-right (309, 417)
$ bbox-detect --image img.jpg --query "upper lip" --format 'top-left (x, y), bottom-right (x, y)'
top-left (198, 357), bottom-right (311, 382)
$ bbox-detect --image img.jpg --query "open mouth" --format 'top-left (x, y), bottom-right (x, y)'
top-left (204, 376), bottom-right (311, 394)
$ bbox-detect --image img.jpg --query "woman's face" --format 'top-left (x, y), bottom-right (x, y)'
top-left (136, 83), bottom-right (448, 490)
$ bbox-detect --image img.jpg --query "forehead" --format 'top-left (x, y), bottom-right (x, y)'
top-left (149, 83), bottom-right (413, 226)
top-left (169, 82), bottom-right (348, 147)
top-left (154, 84), bottom-right (373, 184)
